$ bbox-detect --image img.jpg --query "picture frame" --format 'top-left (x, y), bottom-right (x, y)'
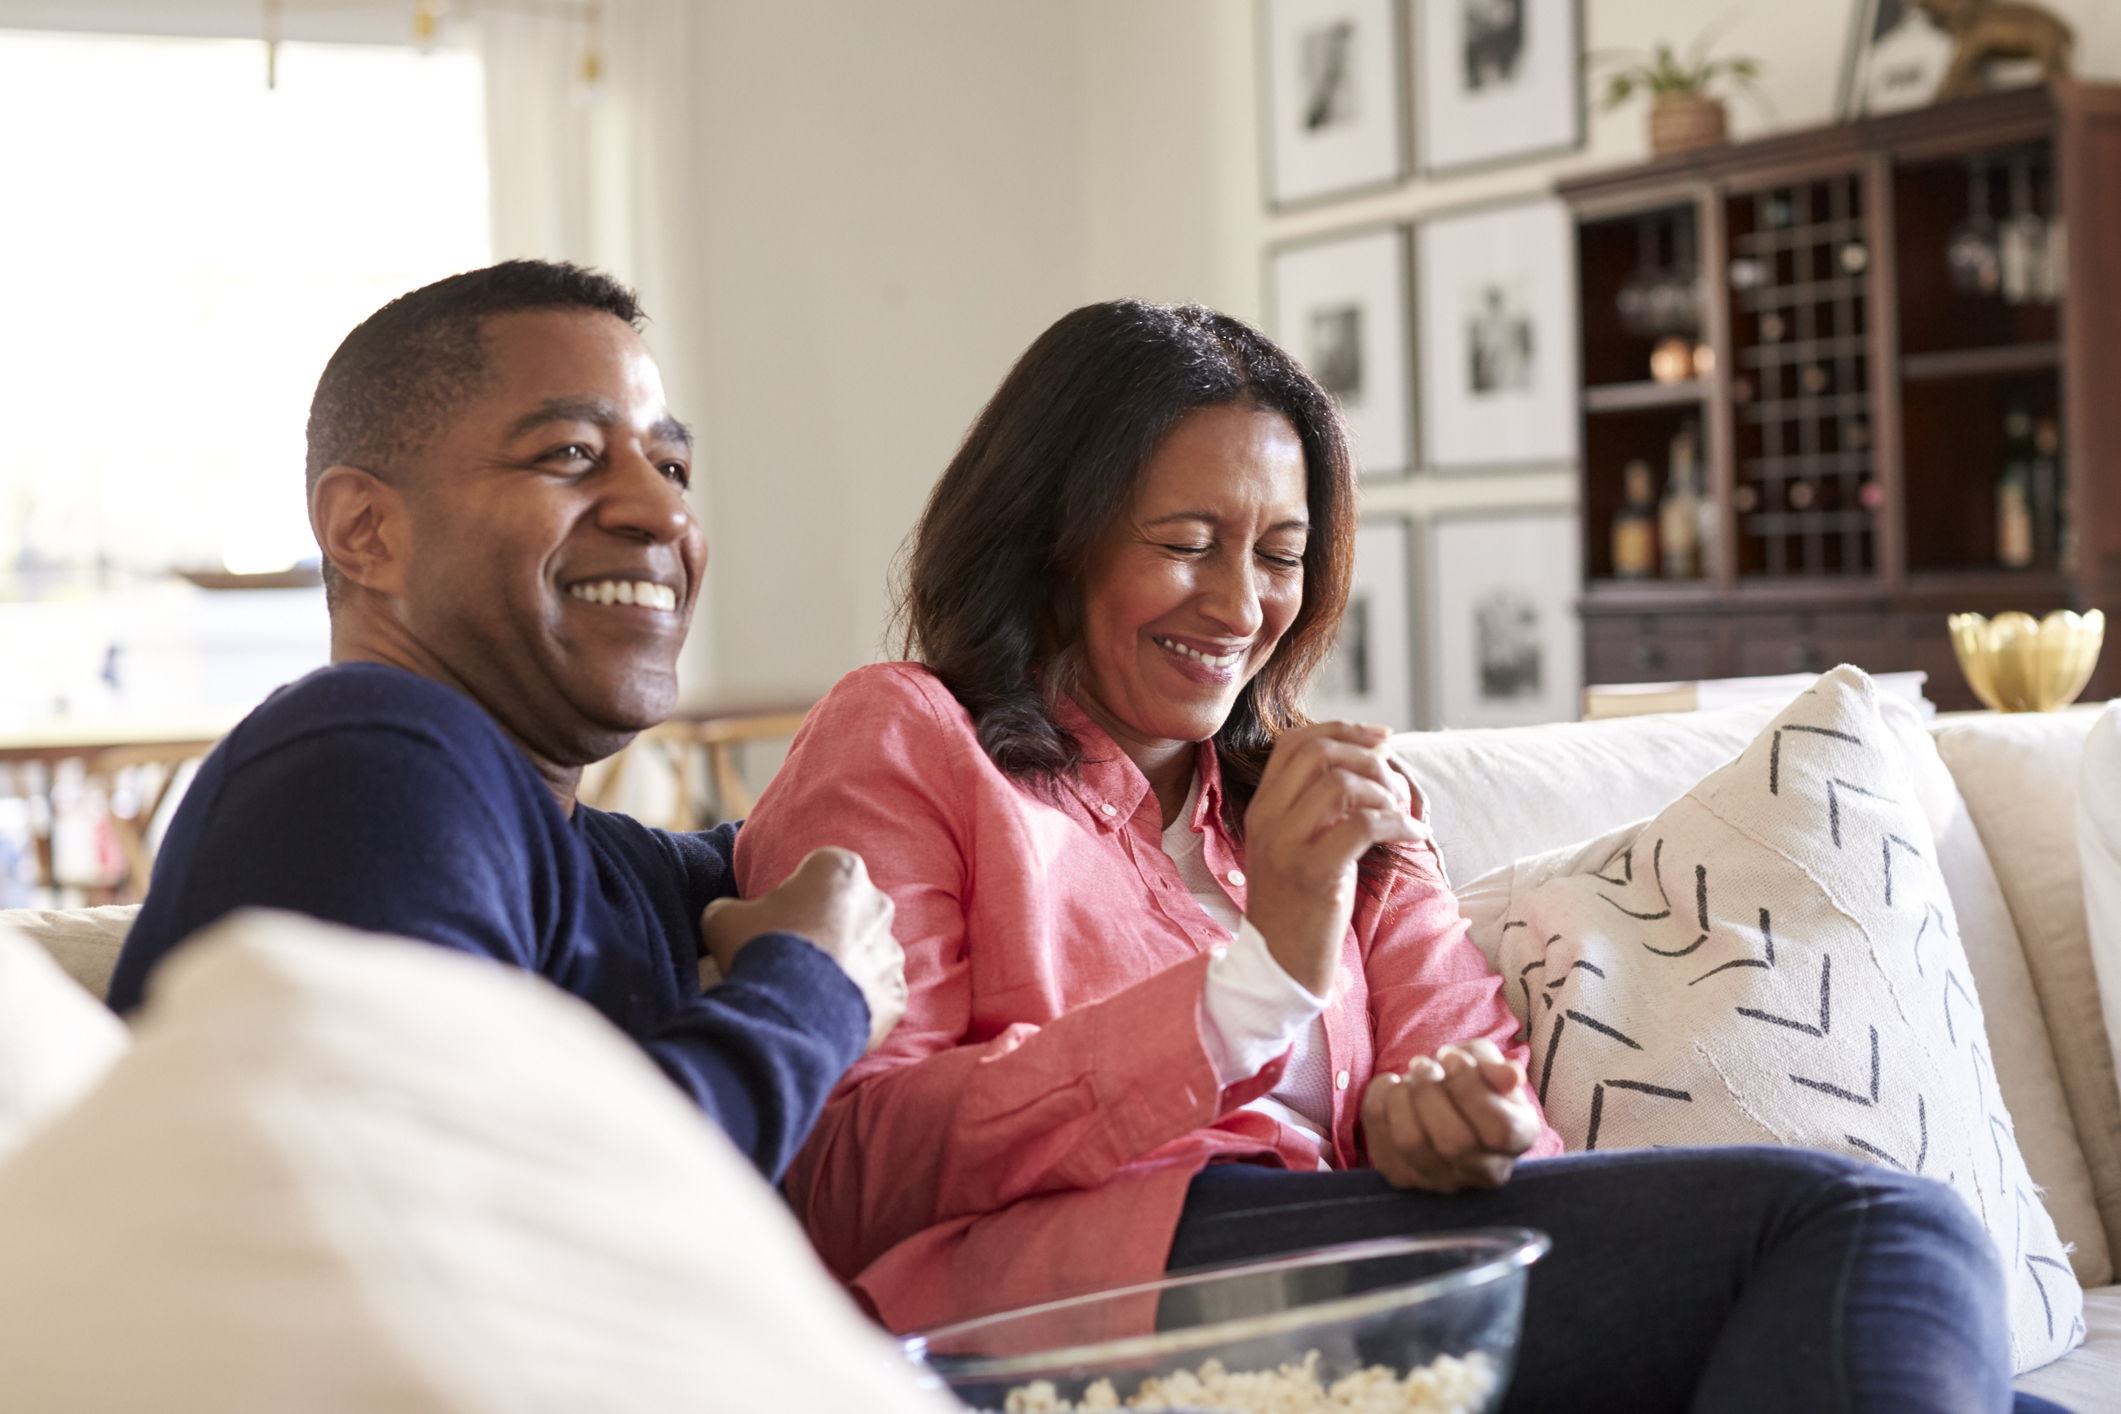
top-left (1413, 0), bottom-right (1582, 176)
top-left (1415, 197), bottom-right (1578, 470)
top-left (1268, 225), bottom-right (1413, 479)
top-left (1258, 0), bottom-right (1408, 209)
top-left (1307, 516), bottom-right (1417, 731)
top-left (1427, 508), bottom-right (1580, 729)
top-left (1837, 0), bottom-right (1956, 118)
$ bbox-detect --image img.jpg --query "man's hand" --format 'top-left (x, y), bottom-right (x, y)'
top-left (1360, 1039), bottom-right (1541, 1192)
top-left (700, 847), bottom-right (908, 1053)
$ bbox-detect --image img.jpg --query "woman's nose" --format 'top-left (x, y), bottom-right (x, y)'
top-left (1199, 557), bottom-right (1265, 637)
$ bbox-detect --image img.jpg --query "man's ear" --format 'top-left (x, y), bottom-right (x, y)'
top-left (311, 466), bottom-right (412, 598)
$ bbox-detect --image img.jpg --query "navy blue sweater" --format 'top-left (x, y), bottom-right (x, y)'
top-left (109, 663), bottom-right (868, 1181)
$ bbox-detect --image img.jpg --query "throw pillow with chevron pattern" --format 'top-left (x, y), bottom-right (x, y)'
top-left (1494, 665), bottom-right (2083, 1373)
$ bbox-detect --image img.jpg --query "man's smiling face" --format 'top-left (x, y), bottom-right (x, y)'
top-left (390, 306), bottom-right (704, 768)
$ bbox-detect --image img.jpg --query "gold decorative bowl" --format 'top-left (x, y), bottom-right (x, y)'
top-left (1947, 609), bottom-right (2105, 713)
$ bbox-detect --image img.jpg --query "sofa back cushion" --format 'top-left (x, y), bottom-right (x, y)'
top-left (0, 926), bottom-right (128, 1165)
top-left (0, 905), bottom-right (139, 1000)
top-left (2081, 703), bottom-right (2121, 1135)
top-left (0, 909), bottom-right (954, 1414)
top-left (1933, 706), bottom-right (2121, 1281)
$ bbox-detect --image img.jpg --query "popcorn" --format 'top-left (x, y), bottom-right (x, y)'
top-left (998, 1349), bottom-right (1496, 1414)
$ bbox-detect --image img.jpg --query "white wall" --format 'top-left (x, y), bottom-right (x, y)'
top-left (655, 0), bottom-right (2121, 707)
top-left (682, 1), bottom-right (1087, 706)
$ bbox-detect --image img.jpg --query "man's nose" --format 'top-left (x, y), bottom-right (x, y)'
top-left (598, 448), bottom-right (694, 544)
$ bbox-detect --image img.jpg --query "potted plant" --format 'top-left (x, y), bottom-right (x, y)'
top-left (1594, 19), bottom-right (1764, 158)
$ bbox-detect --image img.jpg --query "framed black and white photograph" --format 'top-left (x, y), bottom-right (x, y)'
top-left (1414, 0), bottom-right (1581, 175)
top-left (1428, 509), bottom-right (1580, 728)
top-left (1307, 516), bottom-right (1416, 730)
top-left (1415, 198), bottom-right (1578, 469)
top-left (1260, 0), bottom-right (1408, 208)
top-left (1269, 225), bottom-right (1412, 478)
top-left (1837, 0), bottom-right (1956, 117)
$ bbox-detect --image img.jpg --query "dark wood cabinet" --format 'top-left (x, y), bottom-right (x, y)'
top-left (1560, 82), bottom-right (2121, 711)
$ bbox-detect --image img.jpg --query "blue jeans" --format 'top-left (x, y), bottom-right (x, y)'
top-left (1168, 1148), bottom-right (2061, 1414)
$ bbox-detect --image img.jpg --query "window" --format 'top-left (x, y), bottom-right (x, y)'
top-left (0, 29), bottom-right (490, 586)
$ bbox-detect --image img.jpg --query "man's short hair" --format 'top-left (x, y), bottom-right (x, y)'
top-left (305, 260), bottom-right (644, 580)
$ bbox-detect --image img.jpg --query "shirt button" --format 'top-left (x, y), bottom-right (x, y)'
top-left (1335, 1070), bottom-right (1351, 1091)
top-left (1099, 803), bottom-right (1118, 817)
top-left (1226, 869), bottom-right (1246, 887)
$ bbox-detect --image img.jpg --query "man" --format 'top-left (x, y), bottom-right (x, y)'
top-left (108, 260), bottom-right (905, 1182)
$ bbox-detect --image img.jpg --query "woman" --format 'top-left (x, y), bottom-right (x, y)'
top-left (734, 302), bottom-right (2024, 1412)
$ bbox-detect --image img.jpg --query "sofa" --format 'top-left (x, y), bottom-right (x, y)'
top-left (1, 688), bottom-right (2116, 1409)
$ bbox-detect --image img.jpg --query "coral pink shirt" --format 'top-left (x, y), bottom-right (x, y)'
top-left (734, 663), bottom-right (1560, 1333)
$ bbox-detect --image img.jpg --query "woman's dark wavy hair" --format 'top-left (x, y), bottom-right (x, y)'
top-left (896, 299), bottom-right (1370, 852)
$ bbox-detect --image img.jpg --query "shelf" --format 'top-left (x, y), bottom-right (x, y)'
top-left (1582, 379), bottom-right (1710, 413)
top-left (1900, 342), bottom-right (2061, 382)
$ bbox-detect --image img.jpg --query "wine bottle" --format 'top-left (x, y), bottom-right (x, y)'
top-left (2032, 417), bottom-right (2060, 571)
top-left (1659, 424), bottom-right (1702, 579)
top-left (1997, 403), bottom-right (2034, 570)
top-left (1613, 460), bottom-right (1658, 579)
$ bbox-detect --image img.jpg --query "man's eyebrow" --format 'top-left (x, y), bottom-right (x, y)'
top-left (649, 414), bottom-right (694, 450)
top-left (504, 397), bottom-right (693, 450)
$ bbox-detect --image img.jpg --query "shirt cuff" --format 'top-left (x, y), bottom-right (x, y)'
top-left (1198, 918), bottom-right (1330, 1086)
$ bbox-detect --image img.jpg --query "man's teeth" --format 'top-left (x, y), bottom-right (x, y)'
top-left (1155, 636), bottom-right (1241, 667)
top-left (568, 580), bottom-right (678, 611)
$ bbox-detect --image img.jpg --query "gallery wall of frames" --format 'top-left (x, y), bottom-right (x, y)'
top-left (1261, 0), bottom-right (2121, 728)
top-left (1264, 0), bottom-right (1587, 731)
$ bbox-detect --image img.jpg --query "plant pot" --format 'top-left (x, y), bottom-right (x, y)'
top-left (1649, 92), bottom-right (1728, 157)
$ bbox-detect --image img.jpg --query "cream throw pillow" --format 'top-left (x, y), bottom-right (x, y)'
top-left (1487, 667), bottom-right (2082, 1374)
top-left (0, 909), bottom-right (954, 1414)
top-left (0, 925), bottom-right (129, 1165)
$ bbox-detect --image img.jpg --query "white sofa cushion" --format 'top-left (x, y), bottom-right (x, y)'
top-left (1405, 690), bottom-right (2111, 1290)
top-left (1471, 668), bottom-right (2081, 1372)
top-left (1935, 706), bottom-right (2121, 1281)
top-left (0, 925), bottom-right (128, 1165)
top-left (0, 904), bottom-right (139, 1000)
top-left (2081, 703), bottom-right (2121, 1141)
top-left (0, 909), bottom-right (954, 1414)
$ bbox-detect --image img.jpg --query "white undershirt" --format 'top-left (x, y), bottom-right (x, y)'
top-left (1162, 776), bottom-right (1335, 1145)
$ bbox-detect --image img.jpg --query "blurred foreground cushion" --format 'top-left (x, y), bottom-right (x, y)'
top-left (1466, 667), bottom-right (2081, 1372)
top-left (0, 924), bottom-right (129, 1165)
top-left (0, 909), bottom-right (953, 1414)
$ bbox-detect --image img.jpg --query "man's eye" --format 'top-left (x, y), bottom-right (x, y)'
top-left (1163, 542), bottom-right (1212, 556)
top-left (546, 442), bottom-right (598, 467)
top-left (661, 461), bottom-right (692, 489)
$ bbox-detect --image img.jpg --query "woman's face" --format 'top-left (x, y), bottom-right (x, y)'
top-left (1072, 403), bottom-right (1310, 756)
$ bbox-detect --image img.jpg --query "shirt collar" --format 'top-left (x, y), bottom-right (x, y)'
top-left (1050, 692), bottom-right (1226, 836)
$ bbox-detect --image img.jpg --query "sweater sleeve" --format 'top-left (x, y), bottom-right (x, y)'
top-left (734, 668), bottom-right (1234, 1284)
top-left (644, 932), bottom-right (870, 1182)
top-left (115, 720), bottom-right (868, 1181)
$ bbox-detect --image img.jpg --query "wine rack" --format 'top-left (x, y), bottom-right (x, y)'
top-left (1560, 81), bottom-right (2121, 711)
top-left (1729, 173), bottom-right (1876, 577)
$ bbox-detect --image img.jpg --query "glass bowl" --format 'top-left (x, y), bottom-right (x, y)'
top-left (905, 1228), bottom-right (1550, 1413)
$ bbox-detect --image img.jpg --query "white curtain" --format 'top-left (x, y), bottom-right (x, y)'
top-left (478, 0), bottom-right (715, 697)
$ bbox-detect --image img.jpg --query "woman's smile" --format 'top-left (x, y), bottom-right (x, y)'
top-left (1150, 632), bottom-right (1250, 683)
